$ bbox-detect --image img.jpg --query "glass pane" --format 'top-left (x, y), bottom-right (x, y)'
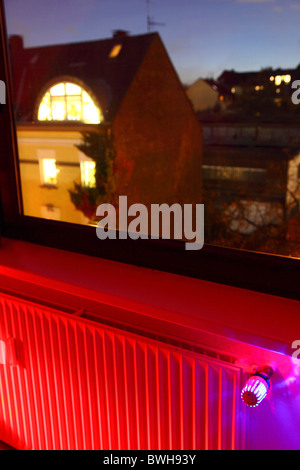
top-left (4, 0), bottom-right (300, 257)
top-left (66, 97), bottom-right (82, 121)
top-left (41, 158), bottom-right (59, 185)
top-left (51, 97), bottom-right (66, 120)
top-left (37, 92), bottom-right (51, 120)
top-left (65, 83), bottom-right (81, 95)
top-left (50, 83), bottom-right (65, 96)
top-left (81, 160), bottom-right (96, 188)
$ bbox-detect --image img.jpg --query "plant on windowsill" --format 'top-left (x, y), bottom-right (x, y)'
top-left (68, 128), bottom-right (117, 223)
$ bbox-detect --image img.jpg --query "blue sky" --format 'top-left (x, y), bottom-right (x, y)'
top-left (4, 0), bottom-right (300, 84)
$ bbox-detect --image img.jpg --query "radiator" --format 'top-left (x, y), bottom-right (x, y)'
top-left (0, 291), bottom-right (245, 450)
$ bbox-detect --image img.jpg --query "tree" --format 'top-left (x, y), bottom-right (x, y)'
top-left (69, 128), bottom-right (117, 222)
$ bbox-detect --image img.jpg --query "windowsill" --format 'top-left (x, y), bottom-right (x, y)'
top-left (16, 122), bottom-right (107, 132)
top-left (39, 184), bottom-right (58, 189)
top-left (0, 236), bottom-right (298, 373)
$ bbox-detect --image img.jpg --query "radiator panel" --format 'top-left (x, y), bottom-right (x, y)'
top-left (0, 292), bottom-right (245, 450)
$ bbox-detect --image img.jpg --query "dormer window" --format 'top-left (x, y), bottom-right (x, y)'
top-left (109, 44), bottom-right (122, 58)
top-left (37, 81), bottom-right (103, 124)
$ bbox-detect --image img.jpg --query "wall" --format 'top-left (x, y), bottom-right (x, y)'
top-left (186, 79), bottom-right (219, 112)
top-left (113, 35), bottom-right (203, 208)
top-left (17, 128), bottom-right (89, 225)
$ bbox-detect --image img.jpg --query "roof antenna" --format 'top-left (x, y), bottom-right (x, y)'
top-left (146, 0), bottom-right (165, 32)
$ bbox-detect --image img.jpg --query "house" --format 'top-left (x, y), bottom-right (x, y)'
top-left (9, 31), bottom-right (202, 224)
top-left (186, 77), bottom-right (232, 114)
top-left (186, 78), bottom-right (220, 112)
top-left (217, 67), bottom-right (300, 109)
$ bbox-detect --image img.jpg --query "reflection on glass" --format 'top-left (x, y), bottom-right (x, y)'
top-left (4, 0), bottom-right (300, 257)
top-left (109, 44), bottom-right (122, 58)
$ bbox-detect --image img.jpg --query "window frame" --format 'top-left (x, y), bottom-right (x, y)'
top-left (0, 0), bottom-right (299, 302)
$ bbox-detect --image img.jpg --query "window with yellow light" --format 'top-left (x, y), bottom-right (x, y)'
top-left (37, 82), bottom-right (103, 124)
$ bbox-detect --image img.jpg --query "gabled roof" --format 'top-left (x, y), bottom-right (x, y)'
top-left (9, 32), bottom-right (157, 122)
top-left (217, 70), bottom-right (258, 89)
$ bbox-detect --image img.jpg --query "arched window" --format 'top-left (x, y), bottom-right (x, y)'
top-left (37, 81), bottom-right (103, 124)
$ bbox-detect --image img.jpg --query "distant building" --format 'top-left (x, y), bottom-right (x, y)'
top-left (10, 31), bottom-right (202, 223)
top-left (186, 77), bottom-right (232, 113)
top-left (195, 66), bottom-right (300, 250)
top-left (202, 121), bottom-right (300, 238)
top-left (186, 78), bottom-right (220, 112)
top-left (217, 67), bottom-right (300, 107)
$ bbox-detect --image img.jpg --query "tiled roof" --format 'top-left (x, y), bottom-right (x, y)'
top-left (9, 32), bottom-right (157, 122)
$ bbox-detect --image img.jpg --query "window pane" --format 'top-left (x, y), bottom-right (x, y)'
top-left (41, 159), bottom-right (59, 185)
top-left (50, 83), bottom-right (65, 96)
top-left (65, 83), bottom-right (81, 95)
top-left (51, 98), bottom-right (66, 120)
top-left (81, 160), bottom-right (96, 188)
top-left (37, 92), bottom-right (51, 120)
top-left (4, 0), bottom-right (300, 257)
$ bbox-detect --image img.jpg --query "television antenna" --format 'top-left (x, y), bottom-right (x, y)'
top-left (146, 0), bottom-right (165, 32)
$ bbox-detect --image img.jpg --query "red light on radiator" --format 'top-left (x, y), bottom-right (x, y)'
top-left (0, 294), bottom-right (244, 450)
top-left (0, 338), bottom-right (17, 366)
top-left (0, 340), bottom-right (6, 364)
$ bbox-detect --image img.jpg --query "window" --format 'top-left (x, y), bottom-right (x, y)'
top-left (38, 150), bottom-right (59, 186)
top-left (273, 74), bottom-right (291, 86)
top-left (1, 0), bottom-right (299, 300)
top-left (37, 81), bottom-right (103, 124)
top-left (80, 156), bottom-right (96, 188)
top-left (109, 44), bottom-right (122, 58)
top-left (40, 158), bottom-right (59, 186)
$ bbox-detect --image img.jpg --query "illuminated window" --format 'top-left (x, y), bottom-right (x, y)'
top-left (274, 74), bottom-right (291, 86)
top-left (80, 160), bottom-right (96, 188)
top-left (41, 159), bottom-right (59, 185)
top-left (37, 81), bottom-right (103, 124)
top-left (109, 44), bottom-right (122, 58)
top-left (38, 150), bottom-right (60, 186)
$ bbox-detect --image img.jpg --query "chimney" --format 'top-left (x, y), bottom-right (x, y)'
top-left (9, 35), bottom-right (24, 53)
top-left (112, 30), bottom-right (130, 39)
